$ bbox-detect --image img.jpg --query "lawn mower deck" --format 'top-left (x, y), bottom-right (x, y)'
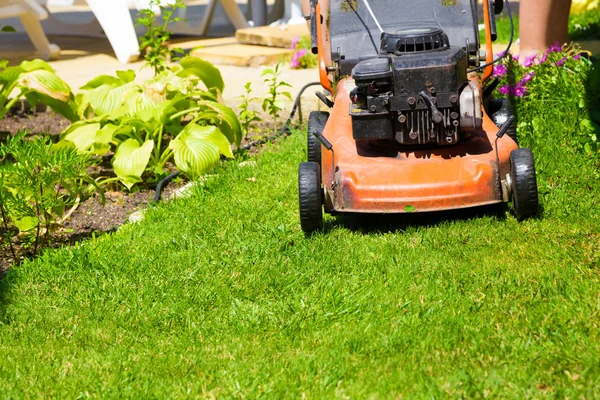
top-left (298, 0), bottom-right (539, 233)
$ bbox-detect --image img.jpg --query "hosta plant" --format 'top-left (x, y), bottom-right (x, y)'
top-left (59, 56), bottom-right (242, 189)
top-left (0, 59), bottom-right (78, 121)
top-left (0, 132), bottom-right (102, 263)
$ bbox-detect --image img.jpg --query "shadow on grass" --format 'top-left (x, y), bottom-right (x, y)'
top-left (323, 203), bottom-right (508, 234)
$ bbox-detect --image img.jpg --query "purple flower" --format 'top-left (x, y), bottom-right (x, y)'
top-left (520, 71), bottom-right (535, 84)
top-left (513, 82), bottom-right (527, 97)
top-left (556, 56), bottom-right (567, 66)
top-left (522, 54), bottom-right (537, 67)
top-left (538, 52), bottom-right (549, 64)
top-left (498, 85), bottom-right (510, 95)
top-left (493, 64), bottom-right (508, 78)
top-left (290, 48), bottom-right (308, 68)
top-left (291, 36), bottom-right (300, 50)
top-left (496, 50), bottom-right (508, 58)
top-left (512, 54), bottom-right (519, 62)
top-left (574, 53), bottom-right (581, 61)
top-left (547, 41), bottom-right (562, 53)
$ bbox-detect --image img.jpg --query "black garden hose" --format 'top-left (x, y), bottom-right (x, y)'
top-left (154, 81), bottom-right (323, 201)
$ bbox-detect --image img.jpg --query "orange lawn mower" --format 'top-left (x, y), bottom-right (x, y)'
top-left (298, 0), bottom-right (539, 233)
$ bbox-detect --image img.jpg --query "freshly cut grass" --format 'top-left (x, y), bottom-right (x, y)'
top-left (0, 130), bottom-right (599, 398)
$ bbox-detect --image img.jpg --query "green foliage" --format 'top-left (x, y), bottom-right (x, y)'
top-left (0, 59), bottom-right (78, 122)
top-left (60, 57), bottom-right (241, 189)
top-left (1, 25), bottom-right (16, 33)
top-left (261, 63), bottom-right (292, 132)
top-left (0, 132), bottom-right (101, 263)
top-left (569, 7), bottom-right (600, 41)
top-left (493, 44), bottom-right (599, 172)
top-left (136, 0), bottom-right (186, 75)
top-left (237, 82), bottom-right (262, 139)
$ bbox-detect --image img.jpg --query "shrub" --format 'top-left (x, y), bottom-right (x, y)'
top-left (59, 57), bottom-right (241, 189)
top-left (0, 132), bottom-right (101, 263)
top-left (492, 43), bottom-right (599, 171)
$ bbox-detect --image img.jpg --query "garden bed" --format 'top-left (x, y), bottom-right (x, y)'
top-left (0, 108), bottom-right (291, 273)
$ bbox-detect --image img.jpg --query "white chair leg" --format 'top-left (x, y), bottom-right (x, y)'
top-left (85, 0), bottom-right (140, 64)
top-left (19, 13), bottom-right (60, 60)
top-left (219, 0), bottom-right (250, 30)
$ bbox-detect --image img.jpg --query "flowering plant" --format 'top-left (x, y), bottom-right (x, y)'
top-left (492, 42), bottom-right (599, 160)
top-left (290, 36), bottom-right (317, 69)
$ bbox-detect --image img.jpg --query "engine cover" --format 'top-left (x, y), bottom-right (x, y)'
top-left (350, 28), bottom-right (478, 147)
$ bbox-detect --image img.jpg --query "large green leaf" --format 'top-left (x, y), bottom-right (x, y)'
top-left (61, 122), bottom-right (101, 152)
top-left (181, 124), bottom-right (233, 158)
top-left (88, 81), bottom-right (139, 116)
top-left (170, 136), bottom-right (219, 179)
top-left (80, 75), bottom-right (124, 90)
top-left (198, 100), bottom-right (242, 147)
top-left (112, 139), bottom-right (154, 190)
top-left (18, 69), bottom-right (71, 102)
top-left (178, 57), bottom-right (225, 94)
top-left (20, 59), bottom-right (55, 73)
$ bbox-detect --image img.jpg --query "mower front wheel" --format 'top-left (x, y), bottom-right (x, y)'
top-left (510, 148), bottom-right (539, 220)
top-left (298, 162), bottom-right (323, 234)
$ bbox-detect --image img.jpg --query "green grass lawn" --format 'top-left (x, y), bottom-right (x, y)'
top-left (0, 124), bottom-right (599, 397)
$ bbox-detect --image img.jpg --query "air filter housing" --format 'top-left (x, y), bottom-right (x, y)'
top-left (380, 27), bottom-right (450, 55)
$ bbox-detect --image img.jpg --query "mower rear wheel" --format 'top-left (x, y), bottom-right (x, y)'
top-left (307, 111), bottom-right (329, 166)
top-left (298, 162), bottom-right (323, 234)
top-left (510, 148), bottom-right (539, 220)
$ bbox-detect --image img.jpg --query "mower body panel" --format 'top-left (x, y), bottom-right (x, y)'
top-left (320, 78), bottom-right (518, 214)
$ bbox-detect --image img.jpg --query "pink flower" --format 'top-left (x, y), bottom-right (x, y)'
top-left (520, 71), bottom-right (535, 84)
top-left (498, 85), bottom-right (510, 95)
top-left (523, 54), bottom-right (537, 67)
top-left (496, 50), bottom-right (508, 58)
top-left (291, 36), bottom-right (300, 50)
top-left (556, 56), bottom-right (567, 66)
top-left (538, 52), bottom-right (548, 64)
top-left (513, 82), bottom-right (527, 97)
top-left (512, 54), bottom-right (519, 62)
top-left (574, 53), bottom-right (581, 61)
top-left (290, 48), bottom-right (308, 68)
top-left (493, 64), bottom-right (508, 78)
top-left (547, 41), bottom-right (562, 53)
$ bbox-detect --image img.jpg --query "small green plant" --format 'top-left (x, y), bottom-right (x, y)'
top-left (1, 25), bottom-right (16, 33)
top-left (238, 82), bottom-right (262, 140)
top-left (60, 56), bottom-right (241, 189)
top-left (262, 63), bottom-right (292, 133)
top-left (136, 0), bottom-right (186, 75)
top-left (0, 132), bottom-right (102, 264)
top-left (0, 59), bottom-right (78, 122)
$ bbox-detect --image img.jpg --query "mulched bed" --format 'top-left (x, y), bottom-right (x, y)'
top-left (0, 108), bottom-right (291, 274)
top-left (0, 110), bottom-right (183, 273)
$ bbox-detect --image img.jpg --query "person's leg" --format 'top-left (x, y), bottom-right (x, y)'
top-left (519, 0), bottom-right (572, 56)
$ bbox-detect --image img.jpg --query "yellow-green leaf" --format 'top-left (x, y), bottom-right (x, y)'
top-left (113, 139), bottom-right (154, 190)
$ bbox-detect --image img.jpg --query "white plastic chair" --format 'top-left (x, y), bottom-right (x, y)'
top-left (0, 0), bottom-right (60, 60)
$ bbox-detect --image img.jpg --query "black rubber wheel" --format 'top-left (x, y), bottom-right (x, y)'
top-left (307, 111), bottom-right (329, 166)
top-left (488, 98), bottom-right (518, 144)
top-left (298, 162), bottom-right (323, 234)
top-left (510, 148), bottom-right (539, 220)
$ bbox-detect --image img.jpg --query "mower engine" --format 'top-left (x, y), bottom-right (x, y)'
top-left (350, 28), bottom-right (482, 146)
